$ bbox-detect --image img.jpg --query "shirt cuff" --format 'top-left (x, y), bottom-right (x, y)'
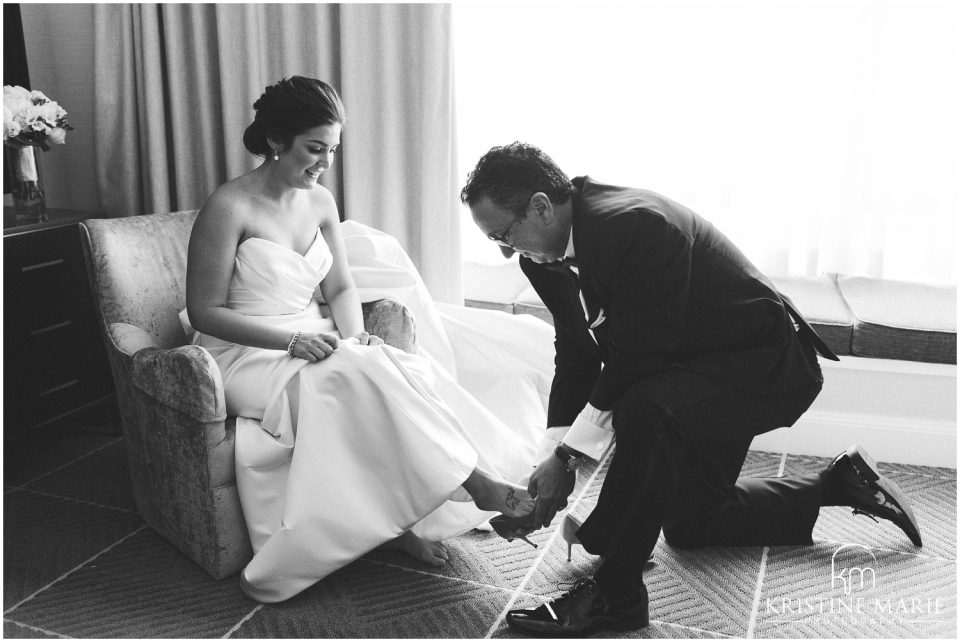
top-left (534, 426), bottom-right (571, 463)
top-left (562, 403), bottom-right (615, 461)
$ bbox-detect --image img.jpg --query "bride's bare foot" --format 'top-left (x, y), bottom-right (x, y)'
top-left (378, 531), bottom-right (449, 567)
top-left (463, 469), bottom-right (536, 518)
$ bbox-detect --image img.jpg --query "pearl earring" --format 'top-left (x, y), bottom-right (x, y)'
top-left (273, 149), bottom-right (280, 161)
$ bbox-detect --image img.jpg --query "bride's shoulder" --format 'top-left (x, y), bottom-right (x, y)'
top-left (308, 184), bottom-right (340, 225)
top-left (209, 175), bottom-right (254, 205)
top-left (207, 174), bottom-right (262, 211)
top-left (196, 182), bottom-right (256, 232)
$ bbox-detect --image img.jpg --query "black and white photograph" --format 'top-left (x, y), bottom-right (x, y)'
top-left (3, 1), bottom-right (957, 638)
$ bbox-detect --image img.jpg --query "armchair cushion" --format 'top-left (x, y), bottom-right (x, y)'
top-left (110, 322), bottom-right (158, 355)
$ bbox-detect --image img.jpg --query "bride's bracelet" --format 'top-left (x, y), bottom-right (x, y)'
top-left (286, 330), bottom-right (302, 357)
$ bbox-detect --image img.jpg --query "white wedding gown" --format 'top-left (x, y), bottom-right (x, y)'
top-left (184, 222), bottom-right (553, 603)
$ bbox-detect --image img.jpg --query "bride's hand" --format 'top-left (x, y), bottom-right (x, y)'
top-left (352, 331), bottom-right (384, 346)
top-left (292, 331), bottom-right (340, 361)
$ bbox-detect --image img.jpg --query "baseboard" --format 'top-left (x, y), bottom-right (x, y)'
top-left (752, 410), bottom-right (957, 467)
top-left (751, 356), bottom-right (957, 467)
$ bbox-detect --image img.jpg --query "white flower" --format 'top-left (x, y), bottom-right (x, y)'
top-left (3, 105), bottom-right (20, 141)
top-left (4, 85), bottom-right (31, 101)
top-left (35, 101), bottom-right (61, 125)
top-left (47, 127), bottom-right (66, 145)
top-left (4, 96), bottom-right (29, 118)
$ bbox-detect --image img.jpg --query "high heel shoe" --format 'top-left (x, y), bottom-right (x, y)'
top-left (490, 514), bottom-right (539, 549)
top-left (561, 513), bottom-right (655, 564)
top-left (561, 513), bottom-right (584, 561)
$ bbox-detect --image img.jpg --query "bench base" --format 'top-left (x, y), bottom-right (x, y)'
top-left (752, 356), bottom-right (957, 467)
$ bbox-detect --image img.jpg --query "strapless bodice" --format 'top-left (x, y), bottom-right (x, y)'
top-left (229, 231), bottom-right (333, 316)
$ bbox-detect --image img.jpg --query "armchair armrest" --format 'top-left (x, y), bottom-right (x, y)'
top-left (361, 298), bottom-right (417, 353)
top-left (131, 344), bottom-right (227, 424)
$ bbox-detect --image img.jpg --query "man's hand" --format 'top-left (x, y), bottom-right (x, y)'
top-left (528, 452), bottom-right (576, 529)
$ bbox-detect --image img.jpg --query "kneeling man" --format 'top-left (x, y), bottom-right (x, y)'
top-left (461, 142), bottom-right (922, 636)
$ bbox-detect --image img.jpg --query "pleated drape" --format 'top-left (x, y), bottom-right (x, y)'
top-left (92, 3), bottom-right (461, 303)
top-left (338, 5), bottom-right (461, 304)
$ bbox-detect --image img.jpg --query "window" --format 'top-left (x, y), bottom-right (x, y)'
top-left (454, 1), bottom-right (959, 282)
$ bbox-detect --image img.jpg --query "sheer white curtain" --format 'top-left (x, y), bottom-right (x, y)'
top-left (92, 3), bottom-right (461, 303)
top-left (455, 0), bottom-right (959, 284)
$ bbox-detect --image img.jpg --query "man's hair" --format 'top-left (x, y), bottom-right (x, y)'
top-left (460, 142), bottom-right (574, 217)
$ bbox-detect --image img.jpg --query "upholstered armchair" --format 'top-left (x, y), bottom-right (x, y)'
top-left (79, 210), bottom-right (416, 579)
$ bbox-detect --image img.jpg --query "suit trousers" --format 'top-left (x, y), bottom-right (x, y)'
top-left (577, 344), bottom-right (826, 596)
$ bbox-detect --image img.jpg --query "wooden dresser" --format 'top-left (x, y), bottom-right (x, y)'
top-left (4, 207), bottom-right (114, 432)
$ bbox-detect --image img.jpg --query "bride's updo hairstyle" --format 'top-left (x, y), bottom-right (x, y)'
top-left (243, 76), bottom-right (346, 157)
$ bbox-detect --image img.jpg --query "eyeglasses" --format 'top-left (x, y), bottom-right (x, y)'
top-left (487, 217), bottom-right (520, 246)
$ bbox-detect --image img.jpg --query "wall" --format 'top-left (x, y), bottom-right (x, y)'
top-left (20, 3), bottom-right (99, 212)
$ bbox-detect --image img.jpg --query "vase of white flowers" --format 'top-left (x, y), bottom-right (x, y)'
top-left (3, 85), bottom-right (73, 222)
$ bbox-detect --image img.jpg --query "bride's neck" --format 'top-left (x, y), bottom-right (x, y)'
top-left (251, 161), bottom-right (300, 207)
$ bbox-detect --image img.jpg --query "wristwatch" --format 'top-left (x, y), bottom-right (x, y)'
top-left (554, 444), bottom-right (584, 471)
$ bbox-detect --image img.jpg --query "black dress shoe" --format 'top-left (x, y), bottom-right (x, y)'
top-left (506, 578), bottom-right (649, 636)
top-left (824, 444), bottom-right (922, 547)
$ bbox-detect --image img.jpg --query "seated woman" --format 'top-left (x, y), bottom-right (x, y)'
top-left (185, 76), bottom-right (537, 603)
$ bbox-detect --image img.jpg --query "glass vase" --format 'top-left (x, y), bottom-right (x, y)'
top-left (7, 144), bottom-right (47, 223)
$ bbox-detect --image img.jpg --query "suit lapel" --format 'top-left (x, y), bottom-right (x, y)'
top-left (570, 192), bottom-right (606, 332)
top-left (532, 267), bottom-right (599, 355)
top-left (561, 269), bottom-right (601, 353)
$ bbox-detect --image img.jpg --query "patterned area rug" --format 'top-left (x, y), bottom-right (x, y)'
top-left (4, 414), bottom-right (956, 638)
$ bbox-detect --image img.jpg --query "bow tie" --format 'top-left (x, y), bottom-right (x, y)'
top-left (558, 256), bottom-right (578, 267)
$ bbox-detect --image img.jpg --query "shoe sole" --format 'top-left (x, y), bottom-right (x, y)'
top-left (507, 609), bottom-right (650, 637)
top-left (848, 445), bottom-right (923, 547)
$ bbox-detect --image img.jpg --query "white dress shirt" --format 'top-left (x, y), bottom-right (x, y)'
top-left (535, 226), bottom-right (616, 463)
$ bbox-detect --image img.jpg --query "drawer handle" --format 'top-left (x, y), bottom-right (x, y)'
top-left (30, 320), bottom-right (73, 336)
top-left (38, 379), bottom-right (80, 397)
top-left (21, 258), bottom-right (66, 272)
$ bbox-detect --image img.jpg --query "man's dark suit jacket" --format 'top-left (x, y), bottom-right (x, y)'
top-left (521, 176), bottom-right (837, 428)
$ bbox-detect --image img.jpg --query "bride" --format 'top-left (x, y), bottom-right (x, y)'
top-left (185, 76), bottom-right (541, 602)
